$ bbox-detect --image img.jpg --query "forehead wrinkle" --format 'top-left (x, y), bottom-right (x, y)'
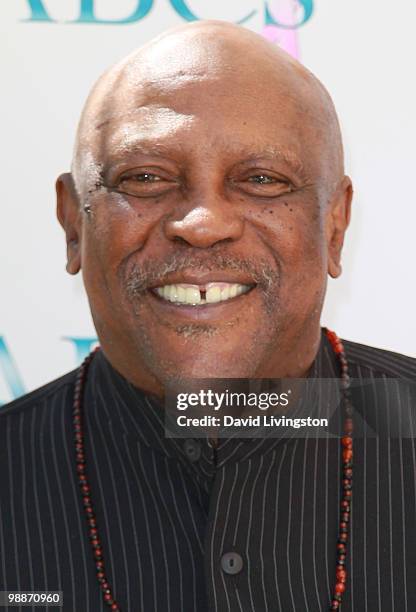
top-left (100, 124), bottom-right (193, 170)
top-left (93, 102), bottom-right (193, 132)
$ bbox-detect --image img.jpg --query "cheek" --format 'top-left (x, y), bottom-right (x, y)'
top-left (82, 193), bottom-right (161, 278)
top-left (247, 197), bottom-right (326, 271)
top-left (245, 197), bottom-right (328, 321)
top-left (80, 194), bottom-right (167, 321)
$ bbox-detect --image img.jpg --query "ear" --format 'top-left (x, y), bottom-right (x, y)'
top-left (56, 173), bottom-right (82, 275)
top-left (327, 176), bottom-right (353, 279)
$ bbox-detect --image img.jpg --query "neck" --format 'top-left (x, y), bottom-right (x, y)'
top-left (257, 324), bottom-right (323, 379)
top-left (97, 325), bottom-right (324, 400)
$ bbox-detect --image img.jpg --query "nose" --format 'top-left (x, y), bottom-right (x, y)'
top-left (164, 196), bottom-right (244, 249)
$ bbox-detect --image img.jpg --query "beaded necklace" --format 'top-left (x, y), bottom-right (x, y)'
top-left (72, 328), bottom-right (353, 611)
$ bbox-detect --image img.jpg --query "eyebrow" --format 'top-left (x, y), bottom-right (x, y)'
top-left (235, 145), bottom-right (304, 171)
top-left (104, 137), bottom-right (304, 176)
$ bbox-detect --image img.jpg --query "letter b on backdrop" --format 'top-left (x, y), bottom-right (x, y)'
top-left (24, 0), bottom-right (313, 27)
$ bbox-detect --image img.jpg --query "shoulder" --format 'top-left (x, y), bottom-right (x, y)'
top-left (341, 337), bottom-right (416, 379)
top-left (0, 369), bottom-right (78, 420)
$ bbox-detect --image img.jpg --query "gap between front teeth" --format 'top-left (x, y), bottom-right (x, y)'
top-left (154, 283), bottom-right (251, 305)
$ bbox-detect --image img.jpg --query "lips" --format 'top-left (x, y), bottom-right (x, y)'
top-left (152, 282), bottom-right (252, 305)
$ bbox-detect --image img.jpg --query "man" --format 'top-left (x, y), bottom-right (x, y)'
top-left (1, 20), bottom-right (415, 612)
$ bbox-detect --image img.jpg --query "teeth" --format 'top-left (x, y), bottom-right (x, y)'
top-left (154, 283), bottom-right (251, 306)
top-left (221, 286), bottom-right (230, 301)
top-left (177, 286), bottom-right (187, 303)
top-left (185, 287), bottom-right (201, 305)
top-left (206, 286), bottom-right (221, 303)
top-left (168, 285), bottom-right (178, 302)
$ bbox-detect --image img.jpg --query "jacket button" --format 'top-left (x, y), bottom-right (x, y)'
top-left (183, 439), bottom-right (201, 462)
top-left (221, 552), bottom-right (244, 575)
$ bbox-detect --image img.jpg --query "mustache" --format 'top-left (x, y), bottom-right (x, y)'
top-left (121, 253), bottom-right (280, 297)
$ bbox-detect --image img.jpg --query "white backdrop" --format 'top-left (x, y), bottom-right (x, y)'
top-left (1, 0), bottom-right (415, 403)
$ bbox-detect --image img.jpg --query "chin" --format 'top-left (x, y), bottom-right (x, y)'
top-left (156, 349), bottom-right (259, 382)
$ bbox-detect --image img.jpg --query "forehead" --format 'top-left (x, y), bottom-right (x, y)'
top-left (93, 71), bottom-right (322, 170)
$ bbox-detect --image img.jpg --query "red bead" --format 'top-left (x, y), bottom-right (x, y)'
top-left (341, 436), bottom-right (352, 448)
top-left (331, 601), bottom-right (340, 609)
top-left (104, 593), bottom-right (112, 601)
top-left (111, 605), bottom-right (119, 611)
top-left (97, 571), bottom-right (105, 579)
top-left (326, 330), bottom-right (336, 342)
top-left (343, 449), bottom-right (353, 462)
top-left (335, 582), bottom-right (346, 594)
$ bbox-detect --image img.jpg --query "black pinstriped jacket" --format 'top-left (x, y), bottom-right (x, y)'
top-left (1, 330), bottom-right (415, 611)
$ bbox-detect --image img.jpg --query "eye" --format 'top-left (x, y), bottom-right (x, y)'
top-left (111, 170), bottom-right (177, 198)
top-left (236, 172), bottom-right (293, 197)
top-left (248, 174), bottom-right (278, 184)
top-left (130, 173), bottom-right (162, 182)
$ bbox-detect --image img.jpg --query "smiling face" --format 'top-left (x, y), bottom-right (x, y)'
top-left (57, 22), bottom-right (352, 394)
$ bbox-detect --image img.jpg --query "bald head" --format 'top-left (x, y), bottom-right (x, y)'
top-left (72, 20), bottom-right (344, 201)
